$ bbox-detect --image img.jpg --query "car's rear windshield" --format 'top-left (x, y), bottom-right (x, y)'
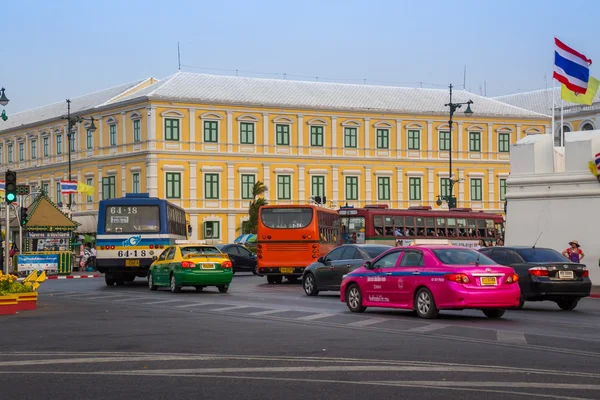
top-left (364, 246), bottom-right (392, 258)
top-left (433, 248), bottom-right (496, 265)
top-left (181, 246), bottom-right (221, 256)
top-left (515, 248), bottom-right (567, 263)
top-left (260, 208), bottom-right (313, 229)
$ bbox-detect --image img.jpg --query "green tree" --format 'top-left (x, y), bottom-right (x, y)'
top-left (244, 181), bottom-right (268, 234)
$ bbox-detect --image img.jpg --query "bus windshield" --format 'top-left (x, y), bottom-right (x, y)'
top-left (261, 208), bottom-right (313, 229)
top-left (341, 216), bottom-right (366, 243)
top-left (104, 205), bottom-right (160, 233)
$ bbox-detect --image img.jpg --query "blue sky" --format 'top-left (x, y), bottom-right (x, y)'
top-left (3, 0), bottom-right (600, 113)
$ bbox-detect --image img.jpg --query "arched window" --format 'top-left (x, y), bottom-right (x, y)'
top-left (581, 123), bottom-right (594, 131)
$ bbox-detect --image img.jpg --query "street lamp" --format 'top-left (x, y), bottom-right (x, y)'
top-left (435, 84), bottom-right (474, 209)
top-left (0, 88), bottom-right (9, 107)
top-left (60, 99), bottom-right (97, 209)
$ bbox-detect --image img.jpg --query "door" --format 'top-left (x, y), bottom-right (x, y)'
top-left (489, 249), bottom-right (509, 266)
top-left (154, 247), bottom-right (172, 284)
top-left (394, 250), bottom-right (425, 306)
top-left (163, 247), bottom-right (177, 283)
top-left (225, 246), bottom-right (242, 269)
top-left (316, 247), bottom-right (346, 287)
top-left (332, 246), bottom-right (363, 288)
top-left (238, 246), bottom-right (257, 270)
top-left (365, 250), bottom-right (403, 305)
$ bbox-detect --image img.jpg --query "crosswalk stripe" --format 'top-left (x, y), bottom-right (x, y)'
top-left (496, 330), bottom-right (527, 344)
top-left (297, 313), bottom-right (337, 321)
top-left (248, 309), bottom-right (289, 316)
top-left (175, 302), bottom-right (209, 309)
top-left (141, 299), bottom-right (184, 306)
top-left (210, 305), bottom-right (251, 312)
top-left (406, 323), bottom-right (448, 333)
top-left (347, 318), bottom-right (387, 327)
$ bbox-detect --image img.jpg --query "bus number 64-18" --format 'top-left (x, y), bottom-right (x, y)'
top-left (117, 250), bottom-right (147, 257)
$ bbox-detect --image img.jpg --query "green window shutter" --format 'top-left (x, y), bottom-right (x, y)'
top-left (499, 179), bottom-right (507, 201)
top-left (377, 176), bottom-right (390, 200)
top-left (470, 178), bottom-right (482, 201)
top-left (409, 177), bottom-right (421, 200)
top-left (204, 174), bottom-right (219, 199)
top-left (276, 124), bottom-right (290, 146)
top-left (166, 172), bottom-right (182, 199)
top-left (204, 121), bottom-right (218, 143)
top-left (469, 132), bottom-right (481, 152)
top-left (345, 176), bottom-right (358, 200)
top-left (240, 122), bottom-right (255, 144)
top-left (310, 126), bottom-right (324, 147)
top-left (439, 178), bottom-right (450, 198)
top-left (439, 131), bottom-right (450, 151)
top-left (498, 133), bottom-right (510, 152)
top-left (311, 175), bottom-right (325, 197)
top-left (133, 119), bottom-right (141, 142)
top-left (241, 174), bottom-right (255, 199)
top-left (344, 127), bottom-right (357, 148)
top-left (165, 118), bottom-right (180, 141)
top-left (277, 175), bottom-right (291, 199)
top-left (408, 130), bottom-right (420, 150)
top-left (376, 129), bottom-right (389, 149)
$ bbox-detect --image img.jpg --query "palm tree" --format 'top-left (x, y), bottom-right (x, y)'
top-left (244, 181), bottom-right (268, 234)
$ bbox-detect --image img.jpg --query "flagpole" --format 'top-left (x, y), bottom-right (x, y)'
top-left (552, 80), bottom-right (556, 146)
top-left (560, 97), bottom-right (564, 148)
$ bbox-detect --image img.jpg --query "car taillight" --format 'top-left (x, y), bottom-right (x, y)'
top-left (505, 273), bottom-right (519, 284)
top-left (180, 261), bottom-right (195, 268)
top-left (583, 268), bottom-right (589, 277)
top-left (267, 235), bottom-right (272, 240)
top-left (445, 273), bottom-right (470, 284)
top-left (221, 261), bottom-right (232, 269)
top-left (529, 266), bottom-right (549, 277)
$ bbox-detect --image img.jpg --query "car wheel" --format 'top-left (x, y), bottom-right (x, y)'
top-left (148, 273), bottom-right (157, 291)
top-left (482, 309), bottom-right (505, 319)
top-left (414, 288), bottom-right (439, 319)
top-left (170, 274), bottom-right (181, 293)
top-left (218, 285), bottom-right (229, 293)
top-left (303, 273), bottom-right (319, 296)
top-left (346, 284), bottom-right (366, 313)
top-left (557, 299), bottom-right (579, 311)
top-left (105, 276), bottom-right (115, 286)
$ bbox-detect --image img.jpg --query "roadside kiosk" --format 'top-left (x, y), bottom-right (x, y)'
top-left (16, 193), bottom-right (79, 276)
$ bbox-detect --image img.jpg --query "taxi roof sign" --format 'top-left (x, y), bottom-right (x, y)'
top-left (408, 239), bottom-right (452, 246)
top-left (175, 240), bottom-right (207, 245)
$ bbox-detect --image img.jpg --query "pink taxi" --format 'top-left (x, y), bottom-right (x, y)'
top-left (340, 246), bottom-right (521, 319)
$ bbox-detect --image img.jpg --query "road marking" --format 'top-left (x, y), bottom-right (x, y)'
top-left (175, 302), bottom-right (208, 309)
top-left (347, 318), bottom-right (387, 327)
top-left (141, 299), bottom-right (186, 306)
top-left (496, 330), bottom-right (527, 344)
top-left (406, 323), bottom-right (448, 333)
top-left (112, 296), bottom-right (156, 302)
top-left (247, 309), bottom-right (288, 316)
top-left (85, 294), bottom-right (138, 300)
top-left (209, 305), bottom-right (251, 312)
top-left (297, 313), bottom-right (336, 321)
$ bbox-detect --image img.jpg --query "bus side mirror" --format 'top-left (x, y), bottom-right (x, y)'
top-left (364, 261), bottom-right (373, 269)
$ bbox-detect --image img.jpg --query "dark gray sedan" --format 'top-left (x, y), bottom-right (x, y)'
top-left (302, 244), bottom-right (392, 296)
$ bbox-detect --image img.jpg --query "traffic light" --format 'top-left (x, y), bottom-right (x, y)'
top-left (20, 207), bottom-right (28, 226)
top-left (1, 110), bottom-right (7, 121)
top-left (5, 170), bottom-right (16, 203)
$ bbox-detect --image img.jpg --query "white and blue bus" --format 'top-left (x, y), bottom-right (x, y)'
top-left (96, 193), bottom-right (188, 286)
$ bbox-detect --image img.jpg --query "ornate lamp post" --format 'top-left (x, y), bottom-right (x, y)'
top-left (60, 99), bottom-right (97, 209)
top-left (436, 84), bottom-right (474, 209)
top-left (0, 88), bottom-right (9, 121)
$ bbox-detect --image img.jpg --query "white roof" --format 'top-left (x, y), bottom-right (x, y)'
top-left (0, 78), bottom-right (155, 133)
top-left (494, 87), bottom-right (600, 117)
top-left (115, 72), bottom-right (547, 118)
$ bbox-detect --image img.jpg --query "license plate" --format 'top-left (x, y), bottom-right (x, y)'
top-left (280, 268), bottom-right (294, 274)
top-left (201, 263), bottom-right (215, 270)
top-left (125, 259), bottom-right (140, 267)
top-left (481, 277), bottom-right (497, 286)
top-left (558, 270), bottom-right (574, 279)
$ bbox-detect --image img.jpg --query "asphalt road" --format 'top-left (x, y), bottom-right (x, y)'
top-left (2, 273), bottom-right (600, 400)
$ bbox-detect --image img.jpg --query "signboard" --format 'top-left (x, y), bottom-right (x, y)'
top-left (17, 254), bottom-right (59, 274)
top-left (27, 232), bottom-right (71, 239)
top-left (395, 239), bottom-right (479, 248)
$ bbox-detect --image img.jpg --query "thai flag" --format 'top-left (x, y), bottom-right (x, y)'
top-left (554, 37), bottom-right (592, 94)
top-left (0, 180), bottom-right (4, 193)
top-left (60, 180), bottom-right (78, 194)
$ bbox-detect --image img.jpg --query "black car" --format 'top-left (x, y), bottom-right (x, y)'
top-left (479, 246), bottom-right (591, 310)
top-left (302, 244), bottom-right (392, 296)
top-left (216, 244), bottom-right (258, 275)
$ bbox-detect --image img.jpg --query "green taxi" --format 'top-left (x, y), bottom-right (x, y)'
top-left (148, 242), bottom-right (233, 293)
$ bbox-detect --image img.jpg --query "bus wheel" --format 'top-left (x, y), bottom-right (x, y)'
top-left (267, 276), bottom-right (283, 284)
top-left (105, 275), bottom-right (115, 286)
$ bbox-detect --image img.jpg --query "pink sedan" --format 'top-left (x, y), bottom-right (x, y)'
top-left (340, 246), bottom-right (521, 319)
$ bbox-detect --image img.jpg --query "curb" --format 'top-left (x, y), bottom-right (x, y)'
top-left (591, 294), bottom-right (600, 299)
top-left (17, 274), bottom-right (101, 282)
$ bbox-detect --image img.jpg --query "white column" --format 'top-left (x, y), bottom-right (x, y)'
top-left (226, 111), bottom-right (233, 153)
top-left (331, 117), bottom-right (337, 156)
top-left (37, 132), bottom-right (41, 159)
top-left (189, 162), bottom-right (197, 208)
top-left (190, 214), bottom-right (198, 240)
top-left (516, 123), bottom-right (522, 142)
top-left (332, 166), bottom-right (339, 202)
top-left (24, 136), bottom-right (29, 162)
top-left (227, 163), bottom-right (235, 208)
top-left (396, 119), bottom-right (402, 158)
top-left (457, 122), bottom-right (463, 160)
top-left (298, 166), bottom-right (305, 201)
top-left (428, 168), bottom-right (434, 205)
top-left (227, 214), bottom-right (236, 243)
top-left (121, 165), bottom-right (126, 195)
top-left (427, 120), bottom-right (433, 159)
top-left (263, 164), bottom-right (270, 201)
top-left (488, 168), bottom-right (495, 210)
top-left (364, 118), bottom-right (370, 158)
top-left (146, 155), bottom-right (158, 197)
top-left (147, 107), bottom-right (156, 150)
top-left (50, 131), bottom-right (54, 160)
top-left (297, 114), bottom-right (304, 155)
top-left (365, 167), bottom-right (372, 202)
top-left (98, 117), bottom-right (104, 156)
top-left (458, 169), bottom-right (465, 208)
top-left (97, 169), bottom-right (103, 200)
top-left (189, 108), bottom-right (196, 151)
top-left (122, 112), bottom-right (127, 148)
top-left (263, 113), bottom-right (269, 154)
top-left (487, 123), bottom-right (493, 157)
top-left (396, 167), bottom-right (403, 208)
top-left (77, 122), bottom-right (81, 153)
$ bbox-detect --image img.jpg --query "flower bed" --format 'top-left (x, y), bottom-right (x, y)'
top-left (0, 272), bottom-right (36, 314)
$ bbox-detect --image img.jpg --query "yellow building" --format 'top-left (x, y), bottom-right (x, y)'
top-left (0, 72), bottom-right (549, 242)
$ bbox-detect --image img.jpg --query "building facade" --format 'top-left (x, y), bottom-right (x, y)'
top-left (0, 72), bottom-right (549, 243)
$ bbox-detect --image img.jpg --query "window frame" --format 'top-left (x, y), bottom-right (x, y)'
top-left (203, 120), bottom-right (218, 143)
top-left (7, 144), bottom-right (13, 163)
top-left (241, 174), bottom-right (256, 200)
top-left (31, 140), bottom-right (37, 160)
top-left (498, 133), bottom-right (510, 153)
top-left (409, 177), bottom-right (422, 201)
top-left (56, 134), bottom-right (63, 155)
top-left (204, 221), bottom-right (221, 239)
top-left (164, 118), bottom-right (181, 141)
top-left (133, 119), bottom-right (141, 143)
top-left (499, 178), bottom-right (507, 201)
top-left (240, 122), bottom-right (255, 144)
top-left (377, 176), bottom-right (391, 200)
top-left (86, 129), bottom-right (93, 149)
top-left (344, 127), bottom-right (358, 148)
top-left (345, 176), bottom-right (359, 201)
top-left (18, 142), bottom-right (24, 162)
top-left (310, 125), bottom-right (324, 147)
top-left (470, 178), bottom-right (483, 201)
top-left (408, 130), bottom-right (420, 150)
top-left (43, 137), bottom-right (49, 157)
top-left (109, 124), bottom-right (117, 146)
top-left (376, 128), bottom-right (390, 149)
top-left (102, 176), bottom-right (116, 200)
top-left (166, 172), bottom-right (181, 199)
top-left (275, 124), bottom-right (290, 146)
top-left (132, 173), bottom-right (140, 194)
top-left (204, 173), bottom-right (220, 200)
top-left (277, 175), bottom-right (291, 200)
top-left (469, 131), bottom-right (481, 152)
top-left (439, 131), bottom-right (450, 151)
top-left (86, 178), bottom-right (93, 202)
top-left (439, 177), bottom-right (451, 199)
top-left (311, 175), bottom-right (325, 197)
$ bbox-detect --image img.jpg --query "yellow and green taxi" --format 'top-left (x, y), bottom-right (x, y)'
top-left (148, 241), bottom-right (233, 293)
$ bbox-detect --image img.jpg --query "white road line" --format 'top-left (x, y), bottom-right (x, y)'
top-left (112, 297), bottom-right (156, 302)
top-left (248, 309), bottom-right (288, 316)
top-left (85, 295), bottom-right (138, 300)
top-left (297, 313), bottom-right (337, 321)
top-left (496, 330), bottom-right (527, 345)
top-left (347, 318), bottom-right (387, 327)
top-left (209, 305), bottom-right (251, 312)
top-left (141, 299), bottom-right (186, 306)
top-left (175, 302), bottom-right (208, 309)
top-left (406, 323), bottom-right (448, 333)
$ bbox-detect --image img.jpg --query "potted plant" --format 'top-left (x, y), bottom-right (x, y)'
top-left (0, 271), bottom-right (37, 313)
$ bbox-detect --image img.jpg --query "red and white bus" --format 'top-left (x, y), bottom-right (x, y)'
top-left (339, 205), bottom-right (504, 248)
top-left (257, 205), bottom-right (342, 284)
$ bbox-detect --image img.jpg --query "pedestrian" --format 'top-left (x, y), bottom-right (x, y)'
top-left (562, 240), bottom-right (584, 263)
top-left (496, 238), bottom-right (504, 246)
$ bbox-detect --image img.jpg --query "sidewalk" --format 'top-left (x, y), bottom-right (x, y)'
top-left (592, 285), bottom-right (600, 298)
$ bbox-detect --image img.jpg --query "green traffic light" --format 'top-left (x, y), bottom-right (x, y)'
top-left (6, 193), bottom-right (16, 202)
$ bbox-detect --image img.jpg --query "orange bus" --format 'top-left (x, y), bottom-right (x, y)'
top-left (257, 205), bottom-right (342, 284)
